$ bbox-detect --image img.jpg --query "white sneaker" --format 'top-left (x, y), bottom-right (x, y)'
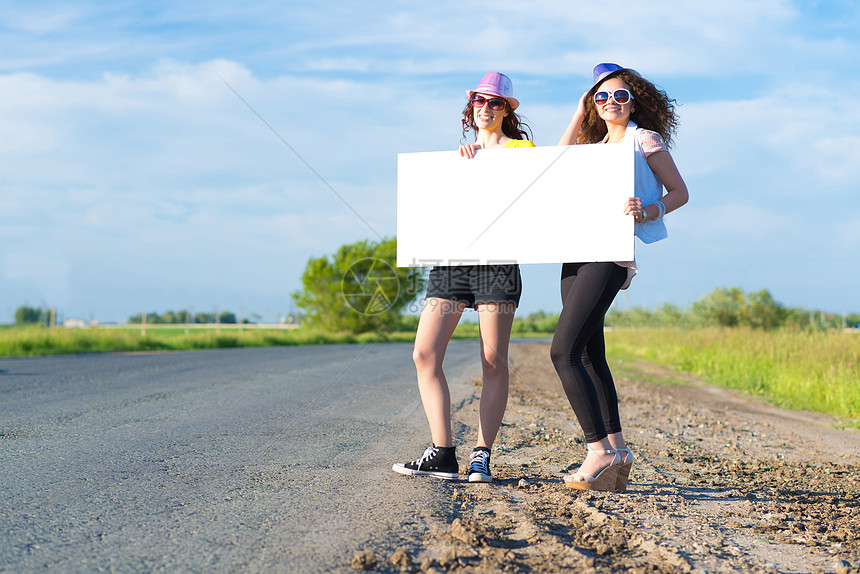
top-left (467, 449), bottom-right (492, 483)
top-left (392, 445), bottom-right (458, 480)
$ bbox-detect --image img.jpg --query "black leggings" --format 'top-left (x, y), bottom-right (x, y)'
top-left (550, 262), bottom-right (627, 443)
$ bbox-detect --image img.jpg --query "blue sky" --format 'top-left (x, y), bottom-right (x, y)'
top-left (2, 0), bottom-right (859, 324)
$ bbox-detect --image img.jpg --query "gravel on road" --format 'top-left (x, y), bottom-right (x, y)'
top-left (364, 341), bottom-right (860, 574)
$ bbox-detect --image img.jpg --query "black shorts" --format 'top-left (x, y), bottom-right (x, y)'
top-left (425, 265), bottom-right (522, 308)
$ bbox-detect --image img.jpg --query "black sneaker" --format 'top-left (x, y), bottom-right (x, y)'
top-left (392, 445), bottom-right (458, 480)
top-left (468, 448), bottom-right (492, 483)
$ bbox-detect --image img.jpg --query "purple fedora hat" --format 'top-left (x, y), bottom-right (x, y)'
top-left (467, 72), bottom-right (520, 110)
top-left (590, 63), bottom-right (637, 90)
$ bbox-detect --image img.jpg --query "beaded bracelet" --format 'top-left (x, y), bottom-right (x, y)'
top-left (654, 200), bottom-right (666, 221)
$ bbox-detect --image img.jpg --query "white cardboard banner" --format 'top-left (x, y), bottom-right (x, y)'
top-left (396, 144), bottom-right (634, 267)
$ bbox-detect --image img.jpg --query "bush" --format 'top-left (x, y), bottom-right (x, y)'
top-left (292, 237), bottom-right (425, 333)
top-left (15, 306), bottom-right (48, 326)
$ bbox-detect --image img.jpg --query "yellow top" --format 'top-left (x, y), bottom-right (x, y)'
top-left (504, 139), bottom-right (535, 149)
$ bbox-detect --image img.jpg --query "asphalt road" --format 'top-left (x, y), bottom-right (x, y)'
top-left (0, 342), bottom-right (483, 573)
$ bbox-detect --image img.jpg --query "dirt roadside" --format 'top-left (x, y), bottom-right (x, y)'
top-left (357, 341), bottom-right (860, 573)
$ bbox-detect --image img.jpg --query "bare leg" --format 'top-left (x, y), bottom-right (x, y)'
top-left (475, 302), bottom-right (516, 449)
top-left (607, 432), bottom-right (627, 451)
top-left (571, 437), bottom-right (617, 479)
top-left (412, 297), bottom-right (465, 448)
top-left (608, 431), bottom-right (631, 463)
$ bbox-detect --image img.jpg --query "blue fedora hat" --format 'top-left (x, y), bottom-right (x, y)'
top-left (590, 63), bottom-right (636, 89)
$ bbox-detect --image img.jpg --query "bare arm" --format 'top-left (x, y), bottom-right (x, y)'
top-left (647, 150), bottom-right (688, 214)
top-left (623, 150), bottom-right (689, 221)
top-left (557, 92), bottom-right (588, 146)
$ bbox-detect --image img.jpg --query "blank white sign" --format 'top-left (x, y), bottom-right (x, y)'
top-left (396, 144), bottom-right (634, 267)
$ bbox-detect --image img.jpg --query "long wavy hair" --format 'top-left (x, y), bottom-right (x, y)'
top-left (578, 70), bottom-right (679, 148)
top-left (460, 97), bottom-right (533, 143)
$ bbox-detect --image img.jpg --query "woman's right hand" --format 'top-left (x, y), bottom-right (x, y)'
top-left (459, 144), bottom-right (481, 158)
top-left (557, 91), bottom-right (590, 146)
top-left (575, 90), bottom-right (588, 119)
top-left (623, 197), bottom-right (644, 221)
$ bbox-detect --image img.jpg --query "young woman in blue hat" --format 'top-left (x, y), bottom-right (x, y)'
top-left (553, 63), bottom-right (689, 491)
top-left (393, 72), bottom-right (533, 483)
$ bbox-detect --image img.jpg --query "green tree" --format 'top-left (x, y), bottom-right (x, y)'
top-left (219, 311), bottom-right (237, 324)
top-left (745, 289), bottom-right (788, 330)
top-left (512, 310), bottom-right (560, 334)
top-left (629, 306), bottom-right (657, 327)
top-left (162, 310), bottom-right (192, 324)
top-left (15, 306), bottom-right (46, 326)
top-left (655, 303), bottom-right (685, 328)
top-left (128, 312), bottom-right (160, 324)
top-left (130, 312), bottom-right (167, 324)
top-left (292, 237), bottom-right (425, 333)
top-left (605, 308), bottom-right (625, 328)
top-left (689, 287), bottom-right (788, 330)
top-left (692, 287), bottom-right (746, 327)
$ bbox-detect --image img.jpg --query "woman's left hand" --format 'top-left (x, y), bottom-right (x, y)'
top-left (624, 197), bottom-right (644, 222)
top-left (459, 144), bottom-right (481, 158)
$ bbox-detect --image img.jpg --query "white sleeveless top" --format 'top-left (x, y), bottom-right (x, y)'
top-left (608, 122), bottom-right (670, 288)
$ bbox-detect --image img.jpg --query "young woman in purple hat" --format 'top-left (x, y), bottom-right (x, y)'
top-left (393, 72), bottom-right (533, 483)
top-left (552, 63), bottom-right (689, 491)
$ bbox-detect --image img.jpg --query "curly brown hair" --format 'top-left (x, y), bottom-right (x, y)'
top-left (460, 98), bottom-right (533, 143)
top-left (578, 70), bottom-right (679, 148)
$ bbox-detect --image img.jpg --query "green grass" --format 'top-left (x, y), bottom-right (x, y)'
top-left (605, 327), bottom-right (860, 423)
top-left (0, 326), bottom-right (417, 357)
top-left (0, 321), bottom-right (522, 357)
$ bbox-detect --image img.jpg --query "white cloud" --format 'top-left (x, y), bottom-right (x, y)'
top-left (2, 0), bottom-right (860, 320)
top-left (673, 78), bottom-right (860, 203)
top-left (808, 136), bottom-right (860, 184)
top-left (0, 5), bottom-right (85, 35)
top-left (0, 59), bottom-right (413, 320)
